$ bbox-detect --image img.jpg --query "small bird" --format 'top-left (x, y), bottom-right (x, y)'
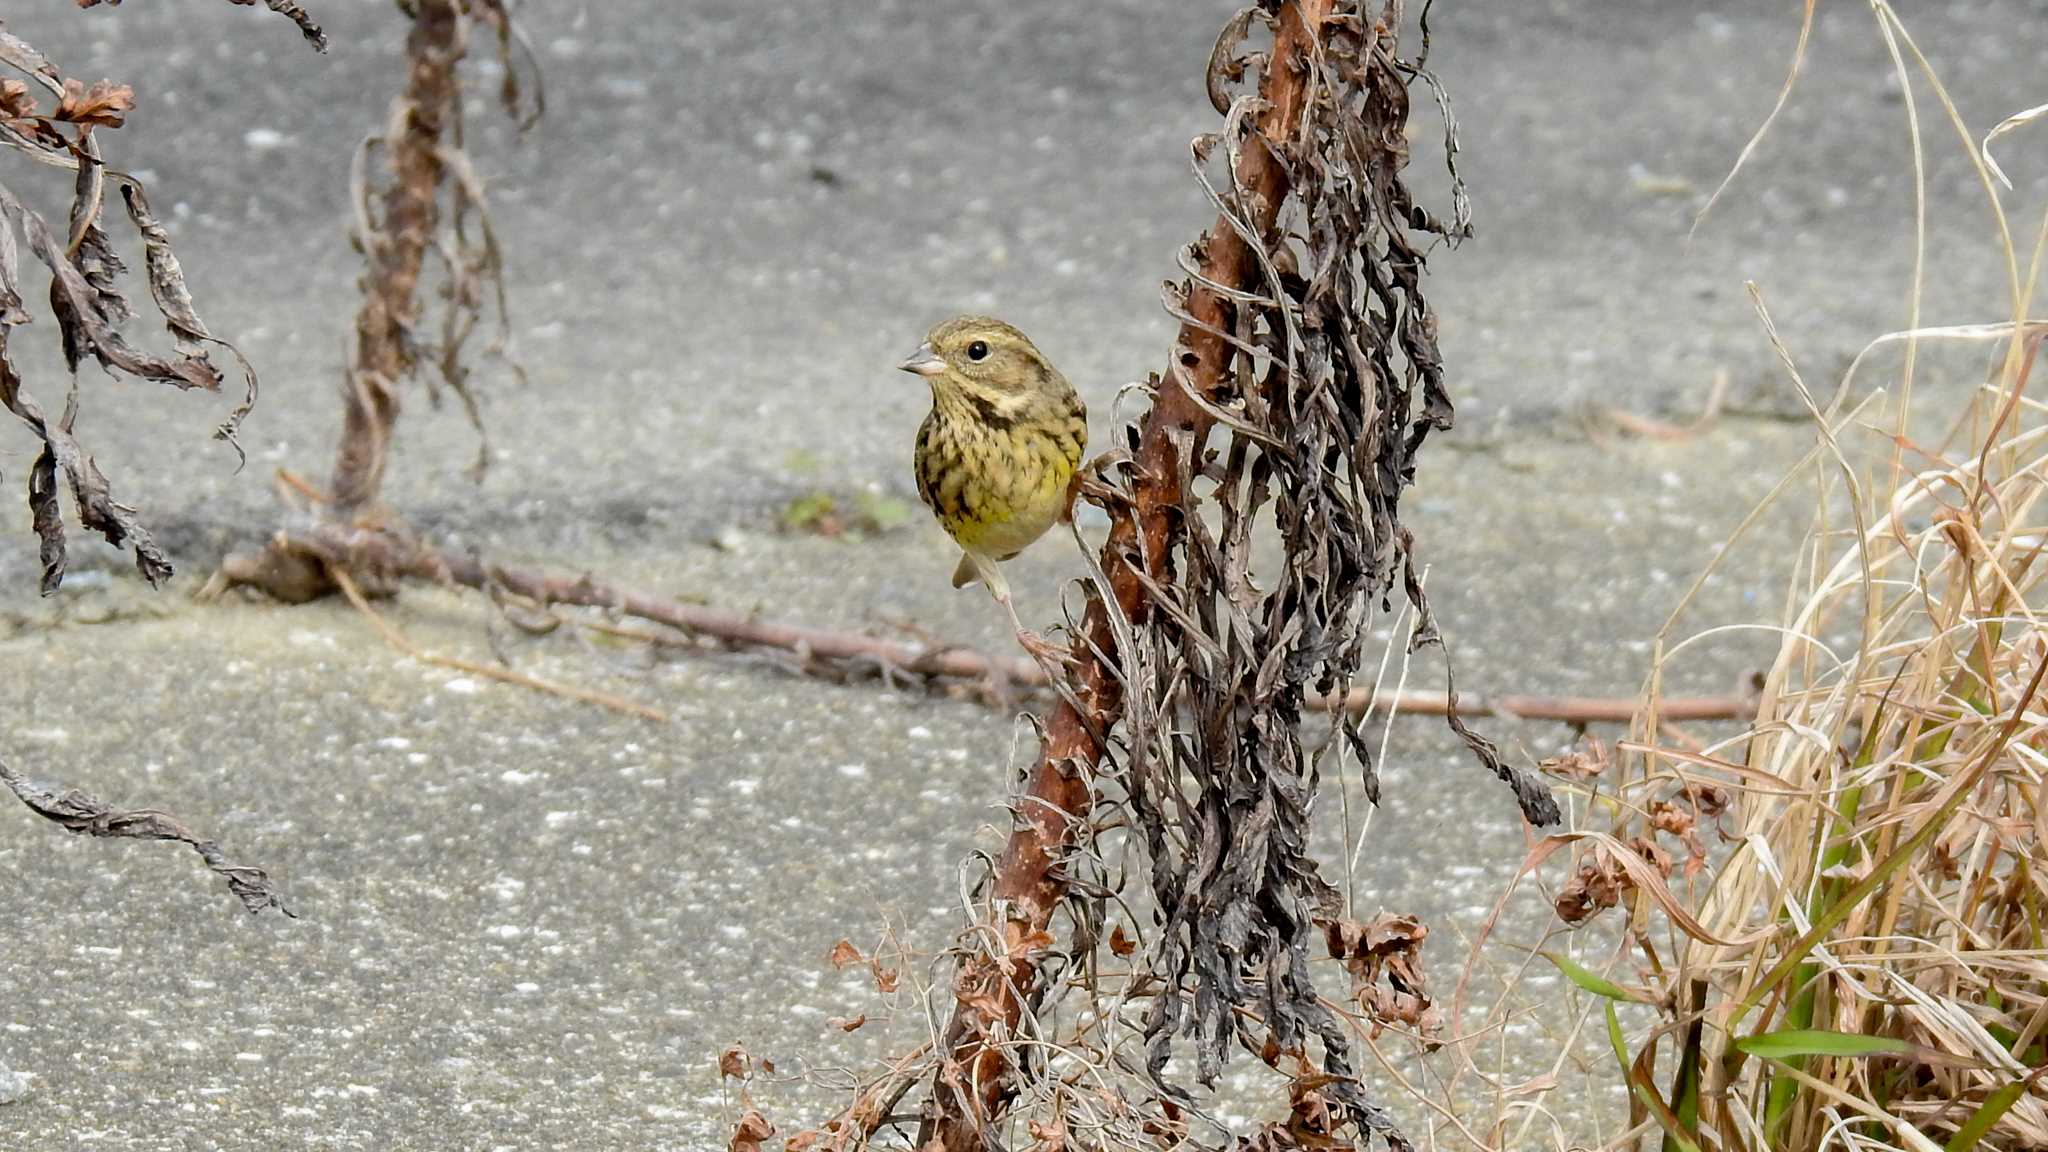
top-left (898, 315), bottom-right (1086, 664)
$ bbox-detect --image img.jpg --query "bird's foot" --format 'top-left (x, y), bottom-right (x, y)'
top-left (1014, 626), bottom-right (1074, 672)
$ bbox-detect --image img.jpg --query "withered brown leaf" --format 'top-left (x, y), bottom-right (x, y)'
top-left (827, 1013), bottom-right (866, 1033)
top-left (1109, 923), bottom-right (1137, 957)
top-left (1538, 734), bottom-right (1610, 781)
top-left (1027, 1116), bottom-right (1071, 1151)
top-left (727, 1109), bottom-right (774, 1152)
top-left (0, 78), bottom-right (36, 119)
top-left (825, 938), bottom-right (863, 970)
top-left (717, 1044), bottom-right (749, 1081)
top-left (53, 78), bottom-right (134, 128)
top-left (1011, 927), bottom-right (1055, 960)
top-left (1320, 913), bottom-right (1442, 1046)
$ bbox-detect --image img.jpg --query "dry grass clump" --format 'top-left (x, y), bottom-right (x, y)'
top-left (1639, 322), bottom-right (2047, 1151)
top-left (1407, 7), bottom-right (2048, 1150)
top-left (1432, 316), bottom-right (2045, 1152)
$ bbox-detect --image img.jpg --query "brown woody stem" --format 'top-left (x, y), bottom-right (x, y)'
top-left (330, 0), bottom-right (463, 516)
top-left (915, 2), bottom-right (1335, 1146)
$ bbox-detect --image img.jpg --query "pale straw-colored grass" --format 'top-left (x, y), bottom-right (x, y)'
top-left (1404, 5), bottom-right (2048, 1149)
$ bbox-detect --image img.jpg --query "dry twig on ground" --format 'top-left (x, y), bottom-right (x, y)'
top-left (214, 517), bottom-right (1758, 727)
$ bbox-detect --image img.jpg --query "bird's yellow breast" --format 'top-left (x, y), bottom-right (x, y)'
top-left (915, 393), bottom-right (1084, 560)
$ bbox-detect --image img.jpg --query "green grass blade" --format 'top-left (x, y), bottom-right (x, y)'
top-left (1667, 1012), bottom-right (1704, 1152)
top-left (1738, 1029), bottom-right (1913, 1060)
top-left (1606, 1001), bottom-right (1629, 1074)
top-left (1945, 1080), bottom-right (2027, 1152)
top-left (1543, 950), bottom-right (1652, 1002)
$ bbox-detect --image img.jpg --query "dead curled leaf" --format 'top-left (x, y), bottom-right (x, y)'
top-left (870, 958), bottom-right (898, 994)
top-left (1556, 848), bottom-right (1626, 925)
top-left (1320, 913), bottom-right (1442, 1047)
top-left (1538, 733), bottom-right (1610, 781)
top-left (825, 938), bottom-right (863, 970)
top-left (1109, 923), bottom-right (1137, 957)
top-left (717, 1045), bottom-right (749, 1081)
top-left (0, 755), bottom-right (292, 915)
top-left (0, 78), bottom-right (36, 119)
top-left (1027, 1116), bottom-right (1071, 1151)
top-left (1554, 836), bottom-right (1677, 924)
top-left (727, 1109), bottom-right (774, 1152)
top-left (1647, 799), bottom-right (1707, 875)
top-left (1684, 782), bottom-right (1732, 821)
top-left (1237, 1079), bottom-right (1357, 1152)
top-left (0, 332), bottom-right (173, 592)
top-left (53, 78), bottom-right (134, 128)
top-left (828, 1014), bottom-right (866, 1033)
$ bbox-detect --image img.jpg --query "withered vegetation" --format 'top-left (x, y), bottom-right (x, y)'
top-left (220, 0), bottom-right (538, 604)
top-left (760, 3), bottom-right (1556, 1150)
top-left (1428, 7), bottom-right (2048, 1149)
top-left (2, 755), bottom-right (292, 916)
top-left (74, 0), bottom-right (329, 53)
top-left (1, 7), bottom-right (311, 915)
top-left (0, 19), bottom-right (290, 594)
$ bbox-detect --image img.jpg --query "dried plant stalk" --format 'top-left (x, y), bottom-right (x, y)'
top-left (327, 0), bottom-right (527, 516)
top-left (914, 4), bottom-right (1338, 1142)
top-left (330, 0), bottom-right (461, 515)
top-left (874, 2), bottom-right (1553, 1149)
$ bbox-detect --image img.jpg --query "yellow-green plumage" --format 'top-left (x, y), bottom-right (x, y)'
top-left (899, 315), bottom-right (1086, 599)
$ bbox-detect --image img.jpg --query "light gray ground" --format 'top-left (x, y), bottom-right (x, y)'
top-left (0, 1), bottom-right (2040, 1149)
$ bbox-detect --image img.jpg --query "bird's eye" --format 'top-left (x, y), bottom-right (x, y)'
top-left (966, 340), bottom-right (990, 362)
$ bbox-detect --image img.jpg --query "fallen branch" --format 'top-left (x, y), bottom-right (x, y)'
top-left (1333, 689), bottom-right (1749, 725)
top-left (2, 755), bottom-right (293, 916)
top-left (209, 521), bottom-right (1756, 729)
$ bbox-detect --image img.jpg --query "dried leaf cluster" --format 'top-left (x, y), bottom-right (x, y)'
top-left (0, 11), bottom-right (321, 593)
top-left (1113, 2), bottom-right (1553, 1133)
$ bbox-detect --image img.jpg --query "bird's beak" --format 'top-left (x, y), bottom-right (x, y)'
top-left (896, 342), bottom-right (946, 378)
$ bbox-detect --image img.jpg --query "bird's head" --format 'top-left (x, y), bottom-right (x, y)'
top-left (897, 315), bottom-right (1060, 401)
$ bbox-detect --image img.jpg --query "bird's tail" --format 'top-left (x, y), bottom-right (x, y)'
top-left (951, 552), bottom-right (981, 589)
